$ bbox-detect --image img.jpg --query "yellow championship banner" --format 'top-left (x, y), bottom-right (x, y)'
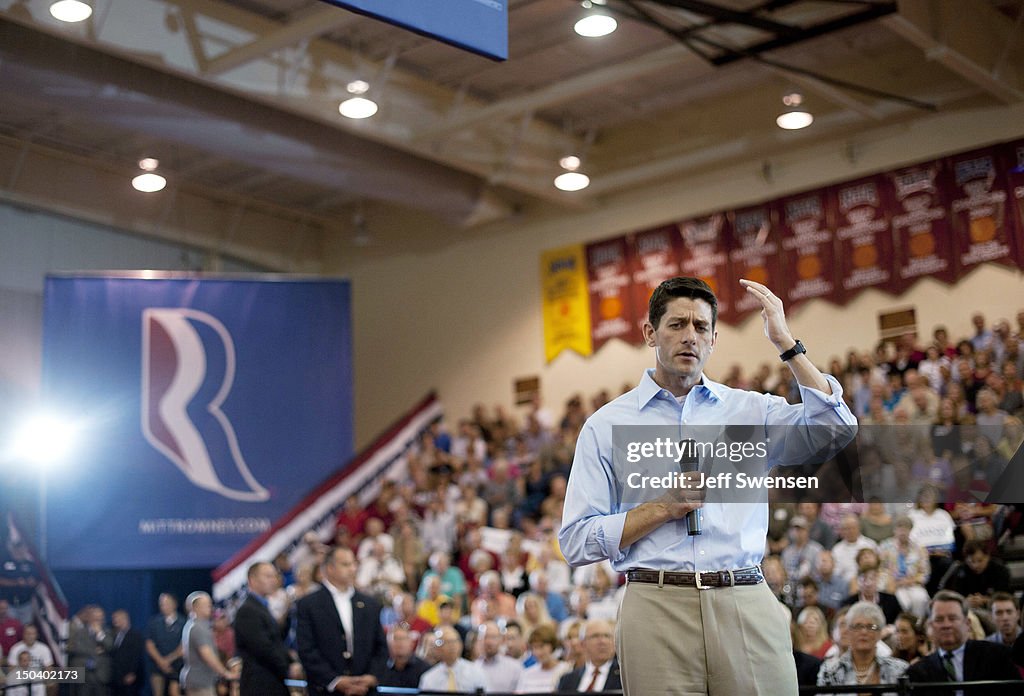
top-left (541, 244), bottom-right (593, 362)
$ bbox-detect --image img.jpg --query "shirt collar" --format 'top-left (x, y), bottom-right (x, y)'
top-left (637, 368), bottom-right (723, 409)
top-left (943, 643), bottom-right (966, 659)
top-left (322, 579), bottom-right (354, 602)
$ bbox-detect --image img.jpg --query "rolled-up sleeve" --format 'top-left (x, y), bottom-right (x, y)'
top-left (796, 374), bottom-right (855, 420)
top-left (766, 374), bottom-right (858, 468)
top-left (558, 421), bottom-right (628, 567)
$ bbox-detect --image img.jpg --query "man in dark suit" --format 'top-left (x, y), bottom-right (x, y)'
top-left (234, 562), bottom-right (296, 696)
top-left (68, 605), bottom-right (115, 696)
top-left (556, 618), bottom-right (621, 692)
top-left (110, 609), bottom-right (145, 696)
top-left (296, 546), bottom-right (388, 695)
top-left (907, 590), bottom-right (1021, 695)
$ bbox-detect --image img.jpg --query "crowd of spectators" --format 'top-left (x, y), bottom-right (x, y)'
top-left (4, 308), bottom-right (1024, 694)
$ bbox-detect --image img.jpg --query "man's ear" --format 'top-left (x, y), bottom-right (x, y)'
top-left (642, 322), bottom-right (656, 347)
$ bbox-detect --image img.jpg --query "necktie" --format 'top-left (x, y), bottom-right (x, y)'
top-left (584, 667), bottom-right (601, 692)
top-left (942, 651), bottom-right (957, 681)
top-left (447, 666), bottom-right (457, 691)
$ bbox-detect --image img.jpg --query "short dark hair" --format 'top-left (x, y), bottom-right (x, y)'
top-left (247, 561), bottom-right (272, 580)
top-left (930, 590), bottom-right (967, 616)
top-left (325, 545), bottom-right (354, 566)
top-left (648, 277), bottom-right (718, 330)
top-left (990, 592), bottom-right (1018, 610)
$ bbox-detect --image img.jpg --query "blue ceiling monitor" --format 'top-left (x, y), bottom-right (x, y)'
top-left (323, 1), bottom-right (508, 61)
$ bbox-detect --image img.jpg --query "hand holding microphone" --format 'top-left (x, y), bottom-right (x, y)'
top-left (677, 439), bottom-right (703, 535)
top-left (651, 439), bottom-right (704, 533)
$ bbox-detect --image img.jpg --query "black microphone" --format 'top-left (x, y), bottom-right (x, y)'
top-left (677, 439), bottom-right (702, 536)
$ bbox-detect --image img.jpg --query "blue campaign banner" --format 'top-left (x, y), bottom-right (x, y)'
top-left (323, 0), bottom-right (508, 60)
top-left (40, 275), bottom-right (353, 569)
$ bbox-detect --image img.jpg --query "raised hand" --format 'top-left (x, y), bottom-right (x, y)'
top-left (739, 279), bottom-right (795, 352)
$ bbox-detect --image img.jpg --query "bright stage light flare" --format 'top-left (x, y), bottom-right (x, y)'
top-left (10, 412), bottom-right (80, 465)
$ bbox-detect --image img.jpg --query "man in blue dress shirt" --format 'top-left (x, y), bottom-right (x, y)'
top-left (559, 276), bottom-right (857, 696)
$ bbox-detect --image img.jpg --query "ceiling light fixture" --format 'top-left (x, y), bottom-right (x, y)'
top-left (554, 155), bottom-right (590, 192)
top-left (574, 0), bottom-right (617, 38)
top-left (339, 79), bottom-right (378, 120)
top-left (49, 0), bottom-right (92, 23)
top-left (776, 92), bottom-right (814, 130)
top-left (132, 158), bottom-right (167, 193)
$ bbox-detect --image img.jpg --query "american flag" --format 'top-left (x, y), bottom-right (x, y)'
top-left (5, 512), bottom-right (69, 667)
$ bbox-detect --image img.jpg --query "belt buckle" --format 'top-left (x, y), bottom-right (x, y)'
top-left (695, 571), bottom-right (711, 590)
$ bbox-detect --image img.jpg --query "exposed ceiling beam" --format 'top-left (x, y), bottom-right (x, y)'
top-left (647, 0), bottom-right (801, 36)
top-left (883, 0), bottom-right (1024, 104)
top-left (710, 2), bottom-right (898, 66)
top-left (203, 4), bottom-right (359, 76)
top-left (634, 2), bottom-right (884, 120)
top-left (413, 44), bottom-right (700, 142)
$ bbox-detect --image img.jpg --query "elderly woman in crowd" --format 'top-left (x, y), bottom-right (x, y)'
top-left (817, 602), bottom-right (909, 694)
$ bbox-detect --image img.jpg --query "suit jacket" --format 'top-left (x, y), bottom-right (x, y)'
top-left (67, 620), bottom-right (115, 686)
top-left (556, 658), bottom-right (622, 692)
top-left (233, 594), bottom-right (291, 696)
top-left (296, 586), bottom-right (388, 694)
top-left (110, 628), bottom-right (145, 696)
top-left (907, 640), bottom-right (1021, 695)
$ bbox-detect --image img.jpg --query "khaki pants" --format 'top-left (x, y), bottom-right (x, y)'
top-left (616, 579), bottom-right (798, 696)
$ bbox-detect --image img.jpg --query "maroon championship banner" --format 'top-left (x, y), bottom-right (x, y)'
top-left (832, 175), bottom-right (897, 300)
top-left (777, 191), bottom-right (839, 308)
top-left (677, 213), bottom-right (734, 324)
top-left (585, 236), bottom-right (638, 350)
top-left (545, 136), bottom-right (1024, 358)
top-left (947, 146), bottom-right (1016, 276)
top-left (727, 204), bottom-right (782, 323)
top-left (629, 225), bottom-right (682, 339)
top-left (887, 159), bottom-right (958, 291)
top-left (1003, 139), bottom-right (1024, 269)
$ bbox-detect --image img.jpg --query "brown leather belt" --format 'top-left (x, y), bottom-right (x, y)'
top-left (626, 566), bottom-right (764, 589)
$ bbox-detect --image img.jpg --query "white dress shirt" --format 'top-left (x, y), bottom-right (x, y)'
top-left (322, 579), bottom-right (354, 653)
top-left (577, 660), bottom-right (611, 691)
top-left (418, 658), bottom-right (488, 692)
top-left (475, 653), bottom-right (523, 692)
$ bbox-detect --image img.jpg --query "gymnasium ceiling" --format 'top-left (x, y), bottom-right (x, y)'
top-left (1, 0), bottom-right (1023, 269)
